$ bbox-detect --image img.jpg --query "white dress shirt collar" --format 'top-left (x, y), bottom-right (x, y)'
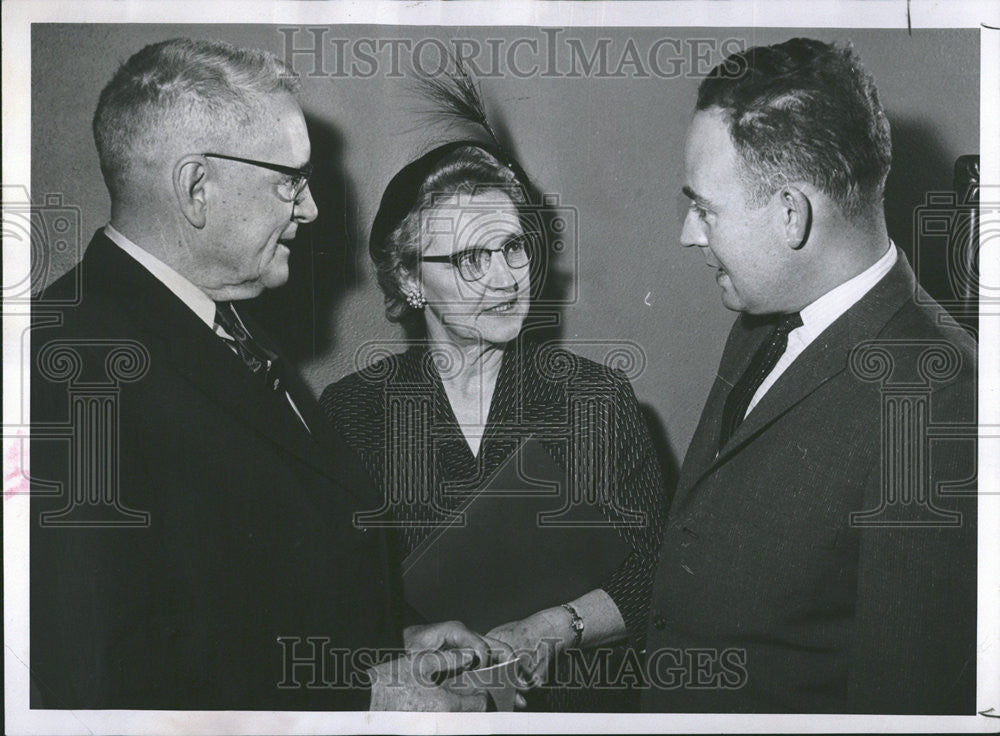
top-left (105, 225), bottom-right (310, 431)
top-left (744, 242), bottom-right (898, 418)
top-left (796, 243), bottom-right (898, 344)
top-left (104, 223), bottom-right (217, 330)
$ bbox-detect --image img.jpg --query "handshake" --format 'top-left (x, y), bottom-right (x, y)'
top-left (369, 612), bottom-right (570, 712)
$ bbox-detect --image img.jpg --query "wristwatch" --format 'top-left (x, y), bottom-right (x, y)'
top-left (561, 603), bottom-right (585, 649)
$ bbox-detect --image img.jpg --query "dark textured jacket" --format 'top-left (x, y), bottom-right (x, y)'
top-left (642, 250), bottom-right (977, 713)
top-left (31, 231), bottom-right (402, 710)
top-left (321, 335), bottom-right (668, 646)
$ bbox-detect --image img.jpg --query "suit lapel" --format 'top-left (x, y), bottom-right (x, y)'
top-left (674, 249), bottom-right (916, 511)
top-left (672, 315), bottom-right (773, 508)
top-left (80, 233), bottom-right (355, 497)
top-left (714, 316), bottom-right (852, 464)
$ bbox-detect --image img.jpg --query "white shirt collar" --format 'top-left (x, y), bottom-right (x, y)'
top-left (743, 242), bottom-right (899, 419)
top-left (796, 242), bottom-right (898, 343)
top-left (104, 224), bottom-right (218, 330)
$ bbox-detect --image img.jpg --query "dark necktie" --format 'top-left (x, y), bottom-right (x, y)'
top-left (718, 312), bottom-right (803, 449)
top-left (213, 301), bottom-right (283, 392)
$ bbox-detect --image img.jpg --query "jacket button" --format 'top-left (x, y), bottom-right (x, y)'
top-left (652, 613), bottom-right (668, 630)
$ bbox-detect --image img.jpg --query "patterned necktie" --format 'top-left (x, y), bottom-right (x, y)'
top-left (718, 311), bottom-right (803, 449)
top-left (213, 301), bottom-right (284, 392)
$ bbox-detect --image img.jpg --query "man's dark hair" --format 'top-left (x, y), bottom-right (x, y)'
top-left (697, 37), bottom-right (891, 219)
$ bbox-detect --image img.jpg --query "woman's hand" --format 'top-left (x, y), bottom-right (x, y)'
top-left (486, 607), bottom-right (574, 688)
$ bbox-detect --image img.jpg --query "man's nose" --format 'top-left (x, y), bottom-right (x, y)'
top-left (680, 209), bottom-right (707, 249)
top-left (293, 184), bottom-right (318, 224)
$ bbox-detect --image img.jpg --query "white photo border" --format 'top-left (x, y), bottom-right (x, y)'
top-left (4, 1), bottom-right (998, 734)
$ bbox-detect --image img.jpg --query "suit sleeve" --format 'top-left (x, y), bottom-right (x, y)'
top-left (598, 371), bottom-right (670, 646)
top-left (31, 334), bottom-right (384, 710)
top-left (847, 379), bottom-right (978, 714)
top-left (29, 339), bottom-right (176, 707)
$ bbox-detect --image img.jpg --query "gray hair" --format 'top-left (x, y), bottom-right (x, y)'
top-left (93, 37), bottom-right (299, 199)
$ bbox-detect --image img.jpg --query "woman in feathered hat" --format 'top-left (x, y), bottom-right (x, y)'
top-left (321, 65), bottom-right (666, 711)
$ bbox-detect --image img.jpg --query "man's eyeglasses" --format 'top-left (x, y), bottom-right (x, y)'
top-left (419, 233), bottom-right (534, 282)
top-left (202, 153), bottom-right (312, 203)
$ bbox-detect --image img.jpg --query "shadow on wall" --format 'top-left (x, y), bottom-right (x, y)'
top-left (520, 200), bottom-right (579, 347)
top-left (243, 114), bottom-right (363, 363)
top-left (884, 114), bottom-right (962, 313)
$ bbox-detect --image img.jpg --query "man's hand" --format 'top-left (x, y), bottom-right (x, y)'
top-left (368, 648), bottom-right (489, 711)
top-left (368, 620), bottom-right (525, 710)
top-left (403, 620), bottom-right (511, 665)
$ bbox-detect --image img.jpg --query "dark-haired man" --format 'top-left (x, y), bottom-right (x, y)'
top-left (643, 38), bottom-right (976, 713)
top-left (30, 37), bottom-right (502, 712)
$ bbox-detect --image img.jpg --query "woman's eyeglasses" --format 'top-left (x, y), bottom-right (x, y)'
top-left (202, 153), bottom-right (312, 203)
top-left (419, 233), bottom-right (534, 282)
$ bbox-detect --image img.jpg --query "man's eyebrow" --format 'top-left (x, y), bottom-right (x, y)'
top-left (682, 186), bottom-right (713, 209)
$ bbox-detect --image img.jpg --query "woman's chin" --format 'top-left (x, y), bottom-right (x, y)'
top-left (476, 313), bottom-right (526, 345)
top-left (431, 310), bottom-right (527, 348)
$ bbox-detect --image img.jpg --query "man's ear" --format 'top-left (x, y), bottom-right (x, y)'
top-left (174, 156), bottom-right (208, 229)
top-left (778, 185), bottom-right (812, 250)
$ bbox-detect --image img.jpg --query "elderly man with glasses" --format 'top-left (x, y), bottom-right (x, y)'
top-left (30, 37), bottom-right (506, 712)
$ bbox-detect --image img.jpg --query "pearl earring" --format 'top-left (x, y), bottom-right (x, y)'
top-left (405, 289), bottom-right (427, 309)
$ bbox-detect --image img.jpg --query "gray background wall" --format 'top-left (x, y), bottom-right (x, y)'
top-left (31, 24), bottom-right (979, 481)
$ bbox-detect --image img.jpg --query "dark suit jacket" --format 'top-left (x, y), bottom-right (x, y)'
top-left (30, 230), bottom-right (403, 710)
top-left (642, 251), bottom-right (977, 713)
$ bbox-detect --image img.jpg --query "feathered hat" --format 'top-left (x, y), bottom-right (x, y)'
top-left (369, 61), bottom-right (535, 264)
